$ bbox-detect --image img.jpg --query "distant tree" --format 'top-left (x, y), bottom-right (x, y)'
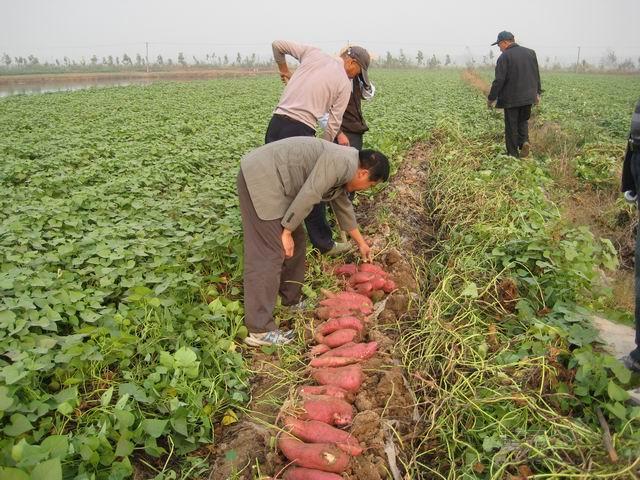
top-left (223, 54), bottom-right (229, 65)
top-left (27, 54), bottom-right (39, 65)
top-left (107, 55), bottom-right (114, 66)
top-left (167, 58), bottom-right (173, 66)
top-left (80, 58), bottom-right (86, 66)
top-left (601, 49), bottom-right (617, 69)
top-left (398, 49), bottom-right (408, 67)
top-left (444, 54), bottom-right (451, 66)
top-left (121, 53), bottom-right (132, 66)
top-left (210, 52), bottom-right (216, 64)
top-left (116, 57), bottom-right (120, 66)
top-left (385, 51), bottom-right (393, 67)
top-left (192, 55), bottom-right (200, 65)
top-left (428, 54), bottom-right (440, 69)
top-left (489, 50), bottom-right (494, 62)
top-left (90, 55), bottom-right (98, 65)
top-left (135, 53), bottom-right (143, 66)
top-left (63, 56), bottom-right (70, 67)
top-left (178, 52), bottom-right (186, 66)
top-left (2, 53), bottom-right (11, 66)
top-left (56, 59), bottom-right (61, 67)
top-left (235, 52), bottom-right (242, 65)
top-left (156, 54), bottom-right (164, 65)
top-left (416, 50), bottom-right (424, 67)
top-left (619, 58), bottom-right (635, 72)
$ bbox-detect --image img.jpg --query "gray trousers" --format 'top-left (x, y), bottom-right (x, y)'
top-left (237, 171), bottom-right (306, 333)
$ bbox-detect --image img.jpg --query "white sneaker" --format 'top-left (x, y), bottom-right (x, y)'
top-left (243, 329), bottom-right (294, 347)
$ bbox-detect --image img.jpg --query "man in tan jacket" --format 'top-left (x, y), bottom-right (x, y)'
top-left (238, 137), bottom-right (389, 346)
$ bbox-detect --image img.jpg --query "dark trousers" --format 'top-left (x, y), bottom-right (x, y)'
top-left (265, 114), bottom-right (337, 252)
top-left (630, 149), bottom-right (640, 361)
top-left (237, 171), bottom-right (306, 333)
top-left (503, 105), bottom-right (532, 157)
top-left (265, 114), bottom-right (315, 144)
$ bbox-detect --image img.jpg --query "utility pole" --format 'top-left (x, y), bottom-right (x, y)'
top-left (575, 46), bottom-right (581, 73)
top-left (145, 42), bottom-right (149, 73)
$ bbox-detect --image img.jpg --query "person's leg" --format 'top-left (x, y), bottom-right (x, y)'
top-left (344, 132), bottom-right (363, 151)
top-left (304, 202), bottom-right (335, 253)
top-left (631, 150), bottom-right (640, 363)
top-left (237, 171), bottom-right (285, 333)
top-left (265, 115), bottom-right (315, 144)
top-left (279, 224), bottom-right (307, 305)
top-left (503, 108), bottom-right (520, 157)
top-left (517, 105), bottom-right (532, 149)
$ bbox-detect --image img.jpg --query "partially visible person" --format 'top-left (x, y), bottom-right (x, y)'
top-left (265, 40), bottom-right (371, 145)
top-left (238, 137), bottom-right (390, 347)
top-left (620, 98), bottom-right (640, 373)
top-left (487, 31), bottom-right (542, 158)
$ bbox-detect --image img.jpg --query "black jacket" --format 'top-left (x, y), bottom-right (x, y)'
top-left (340, 78), bottom-right (369, 135)
top-left (488, 43), bottom-right (542, 109)
top-left (621, 100), bottom-right (640, 193)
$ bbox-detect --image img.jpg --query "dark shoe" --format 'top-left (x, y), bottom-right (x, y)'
top-left (520, 142), bottom-right (531, 158)
top-left (325, 241), bottom-right (353, 256)
top-left (621, 354), bottom-right (640, 373)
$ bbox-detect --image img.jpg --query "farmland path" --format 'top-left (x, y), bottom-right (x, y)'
top-left (592, 316), bottom-right (640, 404)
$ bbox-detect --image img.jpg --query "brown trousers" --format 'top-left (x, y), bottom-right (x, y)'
top-left (237, 171), bottom-right (306, 333)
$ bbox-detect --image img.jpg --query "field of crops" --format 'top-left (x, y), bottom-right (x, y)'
top-left (1, 70), bottom-right (640, 479)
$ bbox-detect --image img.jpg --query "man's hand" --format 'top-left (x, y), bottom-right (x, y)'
top-left (336, 132), bottom-right (350, 146)
top-left (281, 228), bottom-right (294, 258)
top-left (358, 241), bottom-right (373, 263)
top-left (487, 99), bottom-right (497, 109)
top-left (534, 94), bottom-right (541, 105)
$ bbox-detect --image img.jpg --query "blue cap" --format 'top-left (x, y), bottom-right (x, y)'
top-left (491, 31), bottom-right (514, 46)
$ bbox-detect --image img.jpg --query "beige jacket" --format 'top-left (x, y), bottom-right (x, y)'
top-left (240, 137), bottom-right (358, 232)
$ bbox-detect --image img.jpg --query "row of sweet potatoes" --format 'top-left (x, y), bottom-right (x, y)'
top-left (277, 263), bottom-right (395, 479)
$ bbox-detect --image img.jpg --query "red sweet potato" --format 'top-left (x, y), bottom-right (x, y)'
top-left (310, 343), bottom-right (332, 356)
top-left (310, 356), bottom-right (360, 368)
top-left (319, 328), bottom-right (359, 348)
top-left (311, 364), bottom-right (363, 393)
top-left (319, 297), bottom-right (372, 313)
top-left (382, 279), bottom-right (397, 293)
top-left (284, 467), bottom-right (344, 480)
top-left (279, 435), bottom-right (350, 473)
top-left (358, 263), bottom-right (388, 277)
top-left (283, 417), bottom-right (363, 456)
top-left (299, 394), bottom-right (353, 426)
top-left (298, 385), bottom-right (354, 403)
top-left (333, 291), bottom-right (373, 306)
top-left (319, 341), bottom-right (378, 361)
top-left (315, 306), bottom-right (355, 320)
top-left (333, 264), bottom-right (357, 277)
top-left (370, 276), bottom-right (386, 290)
top-left (353, 281), bottom-right (373, 296)
top-left (316, 317), bottom-right (363, 335)
top-left (348, 271), bottom-right (376, 286)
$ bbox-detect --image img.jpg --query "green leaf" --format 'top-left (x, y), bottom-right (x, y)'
top-left (31, 458), bottom-right (62, 480)
top-left (4, 414), bottom-right (33, 436)
top-left (0, 309), bottom-right (16, 328)
top-left (2, 365), bottom-right (27, 385)
top-left (101, 386), bottom-right (114, 407)
top-left (115, 437), bottom-right (134, 458)
top-left (174, 347), bottom-right (197, 367)
top-left (605, 401), bottom-right (628, 420)
top-left (0, 467), bottom-right (29, 480)
top-left (40, 435), bottom-right (69, 458)
top-left (141, 419), bottom-right (168, 438)
top-left (0, 386), bottom-right (15, 410)
top-left (461, 282), bottom-right (478, 298)
top-left (607, 380), bottom-right (630, 402)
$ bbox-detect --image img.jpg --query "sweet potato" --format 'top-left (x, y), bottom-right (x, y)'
top-left (310, 356), bottom-right (360, 368)
top-left (283, 417), bottom-right (363, 456)
top-left (333, 291), bottom-right (373, 305)
top-left (284, 467), bottom-right (344, 480)
top-left (311, 364), bottom-right (363, 393)
top-left (319, 341), bottom-right (378, 361)
top-left (353, 281), bottom-right (373, 295)
top-left (316, 317), bottom-right (363, 335)
top-left (315, 306), bottom-right (354, 320)
top-left (310, 343), bottom-right (332, 356)
top-left (298, 385), bottom-right (354, 402)
top-left (382, 279), bottom-right (397, 293)
top-left (333, 264), bottom-right (357, 277)
top-left (319, 328), bottom-right (359, 348)
top-left (279, 435), bottom-right (350, 473)
top-left (370, 276), bottom-right (386, 290)
top-left (319, 297), bottom-right (372, 312)
top-left (358, 263), bottom-right (388, 277)
top-left (300, 394), bottom-right (353, 426)
top-left (348, 271), bottom-right (376, 286)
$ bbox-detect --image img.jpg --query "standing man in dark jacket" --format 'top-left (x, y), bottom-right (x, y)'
top-left (620, 99), bottom-right (640, 372)
top-left (487, 31), bottom-right (542, 158)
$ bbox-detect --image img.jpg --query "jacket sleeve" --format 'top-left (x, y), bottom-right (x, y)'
top-left (621, 142), bottom-right (635, 193)
top-left (281, 154), bottom-right (339, 231)
top-left (329, 193), bottom-right (358, 232)
top-left (533, 51), bottom-right (542, 95)
top-left (272, 40), bottom-right (315, 65)
top-left (322, 82), bottom-right (352, 141)
top-left (488, 55), bottom-right (507, 102)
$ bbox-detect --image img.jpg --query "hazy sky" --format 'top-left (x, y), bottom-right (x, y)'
top-left (2, 0), bottom-right (639, 64)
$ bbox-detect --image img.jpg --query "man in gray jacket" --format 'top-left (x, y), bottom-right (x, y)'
top-left (237, 137), bottom-right (389, 346)
top-left (488, 31), bottom-right (542, 158)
